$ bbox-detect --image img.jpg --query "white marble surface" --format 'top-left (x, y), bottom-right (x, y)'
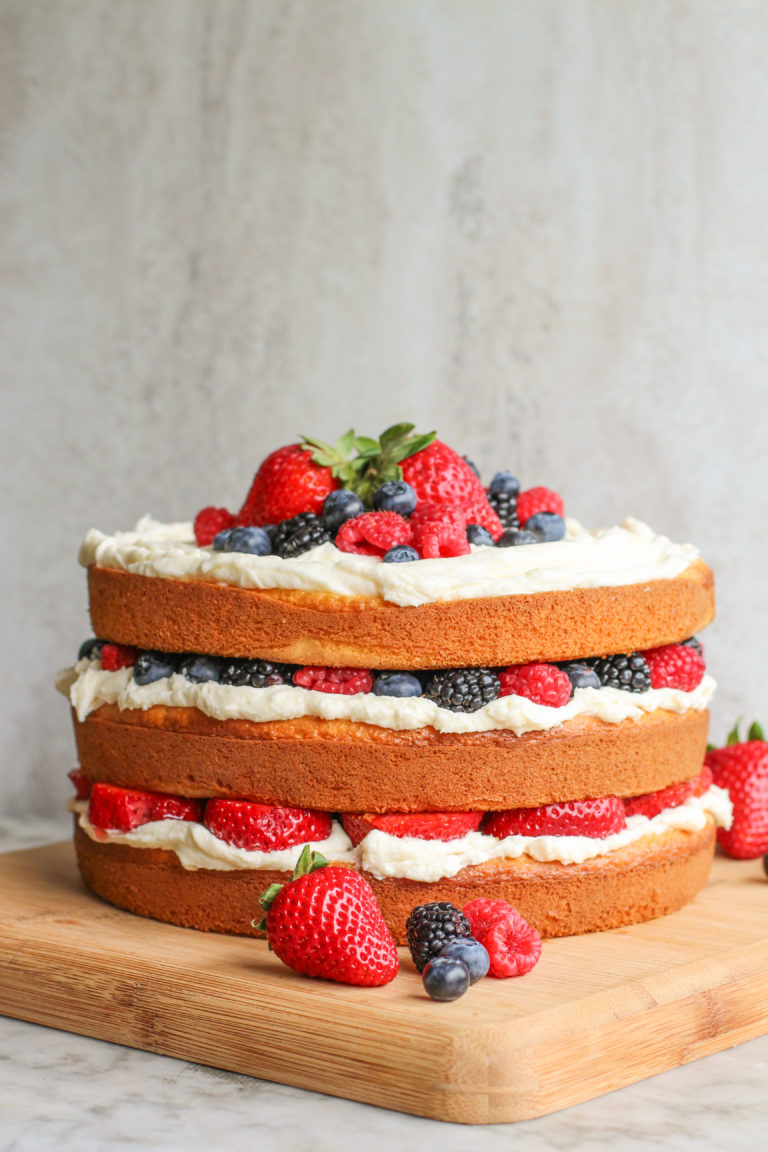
top-left (2, 820), bottom-right (768, 1151)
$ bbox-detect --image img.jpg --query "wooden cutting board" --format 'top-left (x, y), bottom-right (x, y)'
top-left (1, 842), bottom-right (767, 1125)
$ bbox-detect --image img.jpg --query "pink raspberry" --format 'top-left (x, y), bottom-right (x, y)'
top-left (100, 643), bottom-right (138, 671)
top-left (409, 505), bottom-right (470, 558)
top-left (194, 506), bottom-right (236, 546)
top-left (463, 898), bottom-right (542, 978)
top-left (292, 666), bottom-right (374, 695)
top-left (463, 897), bottom-right (513, 941)
top-left (516, 486), bottom-right (565, 526)
top-left (642, 644), bottom-right (706, 691)
top-left (499, 662), bottom-right (572, 707)
top-left (335, 512), bottom-right (412, 557)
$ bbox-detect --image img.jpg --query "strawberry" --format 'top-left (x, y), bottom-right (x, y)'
top-left (340, 811), bottom-right (483, 847)
top-left (88, 783), bottom-right (202, 832)
top-left (624, 765), bottom-right (713, 820)
top-left (401, 440), bottom-right (487, 506)
top-left (100, 644), bottom-right (138, 671)
top-left (292, 666), bottom-right (373, 694)
top-left (334, 511), bottom-right (412, 557)
top-left (204, 799), bottom-right (331, 851)
top-left (642, 643), bottom-right (706, 691)
top-left (516, 486), bottom-right (565, 526)
top-left (499, 662), bottom-right (572, 707)
top-left (193, 506), bottom-right (235, 546)
top-left (238, 444), bottom-right (339, 526)
top-left (68, 768), bottom-right (92, 800)
top-left (482, 796), bottom-right (626, 840)
top-left (706, 721), bottom-right (768, 859)
top-left (257, 846), bottom-right (399, 986)
top-left (463, 899), bottom-right (542, 978)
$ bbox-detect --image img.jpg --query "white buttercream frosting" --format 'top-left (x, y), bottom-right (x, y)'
top-left (56, 659), bottom-right (716, 734)
top-left (72, 785), bottom-right (731, 880)
top-left (78, 514), bottom-right (700, 608)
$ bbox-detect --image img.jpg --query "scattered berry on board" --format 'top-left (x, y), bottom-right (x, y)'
top-left (706, 721), bottom-right (768, 859)
top-left (439, 937), bottom-right (490, 984)
top-left (422, 956), bottom-right (470, 1002)
top-left (406, 902), bottom-right (472, 973)
top-left (463, 898), bottom-right (542, 978)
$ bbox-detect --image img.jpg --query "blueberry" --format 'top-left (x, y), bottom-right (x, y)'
top-left (422, 956), bottom-right (470, 1002)
top-left (178, 655), bottom-right (222, 683)
top-left (372, 672), bottom-right (422, 698)
top-left (497, 529), bottom-right (539, 547)
top-left (372, 480), bottom-right (417, 517)
top-left (525, 512), bottom-right (566, 542)
top-left (134, 651), bottom-right (179, 685)
top-left (466, 523), bottom-right (495, 547)
top-left (382, 544), bottom-right (420, 563)
top-left (224, 526), bottom-right (272, 556)
top-left (489, 471), bottom-right (520, 497)
top-left (439, 938), bottom-right (490, 984)
top-left (78, 638), bottom-right (104, 661)
top-left (212, 528), bottom-right (233, 551)
top-left (322, 490), bottom-right (365, 534)
top-left (559, 661), bottom-right (600, 691)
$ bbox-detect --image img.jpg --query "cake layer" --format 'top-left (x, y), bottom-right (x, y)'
top-left (87, 560), bottom-right (714, 668)
top-left (73, 704), bottom-right (710, 811)
top-left (73, 819), bottom-right (717, 943)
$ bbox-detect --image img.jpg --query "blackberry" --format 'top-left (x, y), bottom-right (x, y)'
top-left (78, 637), bottom-right (104, 662)
top-left (589, 652), bottom-right (651, 693)
top-left (424, 667), bottom-right (500, 712)
top-left (219, 658), bottom-right (294, 688)
top-left (272, 513), bottom-right (331, 558)
top-left (681, 636), bottom-right (703, 657)
top-left (406, 902), bottom-right (472, 973)
top-left (487, 489), bottom-right (520, 531)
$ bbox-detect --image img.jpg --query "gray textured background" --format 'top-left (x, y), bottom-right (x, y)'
top-left (3, 0), bottom-right (768, 817)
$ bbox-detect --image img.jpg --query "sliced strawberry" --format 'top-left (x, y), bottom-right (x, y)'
top-left (341, 811), bottom-right (483, 847)
top-left (482, 796), bottom-right (626, 840)
top-left (204, 799), bottom-right (332, 852)
top-left (624, 765), bottom-right (713, 819)
top-left (89, 783), bottom-right (202, 832)
top-left (100, 643), bottom-right (138, 671)
top-left (68, 768), bottom-right (92, 800)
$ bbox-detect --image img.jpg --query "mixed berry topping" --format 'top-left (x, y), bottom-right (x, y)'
top-left (193, 506), bottom-right (236, 547)
top-left (335, 511), bottom-right (412, 557)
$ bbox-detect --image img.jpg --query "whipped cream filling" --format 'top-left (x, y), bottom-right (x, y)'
top-left (78, 515), bottom-right (701, 608)
top-left (72, 786), bottom-right (731, 881)
top-left (57, 659), bottom-right (716, 734)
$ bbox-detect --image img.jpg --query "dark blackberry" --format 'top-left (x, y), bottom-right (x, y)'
top-left (78, 637), bottom-right (104, 662)
top-left (272, 513), bottom-right (331, 558)
top-left (487, 490), bottom-right (520, 531)
top-left (681, 636), bottom-right (703, 657)
top-left (589, 652), bottom-right (651, 693)
top-left (424, 667), bottom-right (500, 712)
top-left (219, 658), bottom-right (294, 688)
top-left (406, 902), bottom-right (472, 973)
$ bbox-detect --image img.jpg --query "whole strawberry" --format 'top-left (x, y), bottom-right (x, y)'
top-left (706, 721), bottom-right (768, 859)
top-left (401, 440), bottom-right (487, 506)
top-left (257, 846), bottom-right (399, 986)
top-left (238, 444), bottom-right (339, 526)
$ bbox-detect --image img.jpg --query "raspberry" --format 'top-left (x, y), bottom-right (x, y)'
top-left (462, 897), bottom-right (513, 941)
top-left (482, 796), bottom-right (626, 839)
top-left (292, 666), bottom-right (374, 695)
top-left (68, 768), bottom-right (92, 800)
top-left (624, 765), bottom-right (713, 820)
top-left (499, 662), bottom-right (572, 707)
top-left (481, 908), bottom-right (542, 978)
top-left (335, 512), bottom-right (412, 557)
top-left (193, 506), bottom-right (235, 546)
top-left (410, 512), bottom-right (470, 559)
top-left (516, 486), bottom-right (565, 527)
top-left (410, 499), bottom-right (503, 543)
top-left (100, 643), bottom-right (138, 671)
top-left (642, 644), bottom-right (706, 691)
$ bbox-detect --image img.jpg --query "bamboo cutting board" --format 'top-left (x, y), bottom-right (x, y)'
top-left (1, 843), bottom-right (767, 1125)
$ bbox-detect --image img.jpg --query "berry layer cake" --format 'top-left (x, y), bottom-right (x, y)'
top-left (58, 425), bottom-right (730, 943)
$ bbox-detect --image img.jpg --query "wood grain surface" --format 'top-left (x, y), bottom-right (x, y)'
top-left (1, 843), bottom-right (767, 1125)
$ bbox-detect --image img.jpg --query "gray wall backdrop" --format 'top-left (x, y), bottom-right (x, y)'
top-left (3, 0), bottom-right (768, 817)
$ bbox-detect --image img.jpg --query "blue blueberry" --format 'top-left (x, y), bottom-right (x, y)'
top-left (466, 523), bottom-right (495, 547)
top-left (322, 490), bottom-right (365, 534)
top-left (559, 661), bottom-right (600, 691)
top-left (178, 655), bottom-right (222, 683)
top-left (525, 512), bottom-right (566, 542)
top-left (78, 638), bottom-right (104, 661)
top-left (489, 471), bottom-right (520, 497)
top-left (212, 528), bottom-right (233, 551)
top-left (372, 480), bottom-right (418, 517)
top-left (422, 956), bottom-right (470, 1002)
top-left (372, 672), bottom-right (423, 698)
top-left (439, 937), bottom-right (490, 984)
top-left (382, 544), bottom-right (420, 563)
top-left (224, 526), bottom-right (272, 555)
top-left (497, 529), bottom-right (539, 547)
top-left (134, 651), bottom-right (179, 685)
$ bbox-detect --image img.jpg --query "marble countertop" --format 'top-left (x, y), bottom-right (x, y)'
top-left (2, 819), bottom-right (767, 1152)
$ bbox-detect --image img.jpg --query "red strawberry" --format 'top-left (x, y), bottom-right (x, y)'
top-left (624, 765), bottom-right (713, 820)
top-left (643, 644), bottom-right (706, 691)
top-left (100, 644), bottom-right (138, 671)
top-left (516, 486), bottom-right (565, 526)
top-left (499, 662), bottom-right (572, 707)
top-left (463, 899), bottom-right (542, 978)
top-left (335, 511), bottom-right (412, 557)
top-left (706, 722), bottom-right (768, 859)
top-left (68, 768), bottom-right (92, 800)
top-left (258, 846), bottom-right (399, 986)
top-left (88, 783), bottom-right (202, 833)
top-left (340, 811), bottom-right (483, 847)
top-left (204, 799), bottom-right (331, 852)
top-left (292, 666), bottom-right (373, 694)
top-left (238, 444), bottom-right (339, 526)
top-left (193, 506), bottom-right (235, 546)
top-left (482, 796), bottom-right (626, 840)
top-left (401, 440), bottom-right (488, 506)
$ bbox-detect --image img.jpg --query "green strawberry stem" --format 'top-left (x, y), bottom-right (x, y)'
top-left (709, 719), bottom-right (765, 753)
top-left (252, 845), bottom-right (329, 934)
top-left (301, 424), bottom-right (436, 506)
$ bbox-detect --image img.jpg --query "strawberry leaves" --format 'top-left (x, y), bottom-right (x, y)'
top-left (301, 424), bottom-right (436, 506)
